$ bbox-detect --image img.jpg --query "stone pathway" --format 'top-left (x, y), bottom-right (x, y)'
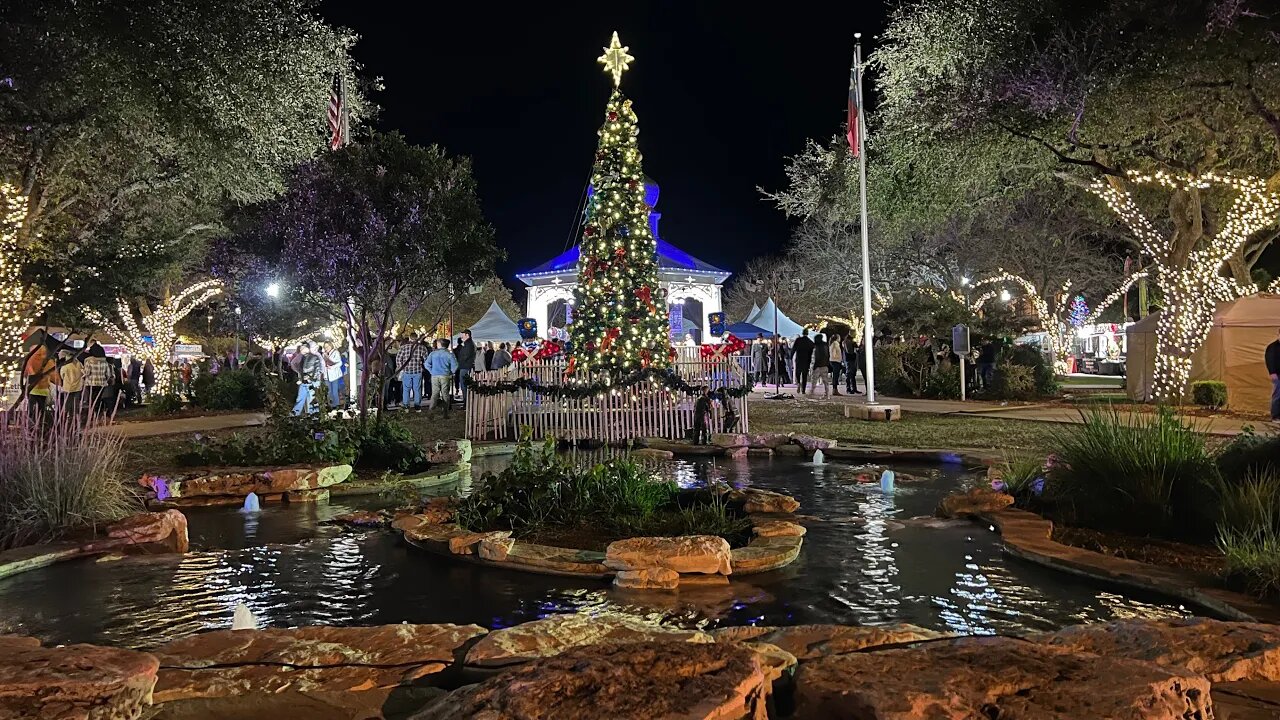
top-left (750, 385), bottom-right (1267, 437)
top-left (104, 412), bottom-right (267, 438)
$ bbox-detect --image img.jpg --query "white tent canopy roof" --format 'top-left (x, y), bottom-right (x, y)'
top-left (750, 297), bottom-right (806, 337)
top-left (745, 303), bottom-right (761, 325)
top-left (459, 300), bottom-right (521, 343)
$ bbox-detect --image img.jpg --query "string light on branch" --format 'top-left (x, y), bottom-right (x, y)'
top-left (1089, 172), bottom-right (1280, 401)
top-left (85, 279), bottom-right (223, 394)
top-left (0, 182), bottom-right (64, 384)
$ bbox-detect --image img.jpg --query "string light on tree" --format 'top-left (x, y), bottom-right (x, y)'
top-left (85, 279), bottom-right (223, 394)
top-left (1089, 172), bottom-right (1278, 402)
top-left (569, 31), bottom-right (670, 375)
top-left (0, 182), bottom-right (64, 383)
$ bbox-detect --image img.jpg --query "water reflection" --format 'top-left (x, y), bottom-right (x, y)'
top-left (0, 455), bottom-right (1191, 650)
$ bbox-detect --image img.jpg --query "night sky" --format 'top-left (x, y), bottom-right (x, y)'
top-left (318, 1), bottom-right (888, 286)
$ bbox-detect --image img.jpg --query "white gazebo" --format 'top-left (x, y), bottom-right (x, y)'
top-left (517, 177), bottom-right (731, 342)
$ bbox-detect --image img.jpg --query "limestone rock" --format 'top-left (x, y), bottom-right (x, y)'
top-left (421, 641), bottom-right (772, 719)
top-left (140, 464), bottom-right (352, 501)
top-left (330, 510), bottom-right (389, 528)
top-left (631, 448), bottom-right (675, 460)
top-left (742, 642), bottom-right (798, 685)
top-left (789, 434), bottom-right (836, 452)
top-left (153, 624), bottom-right (486, 703)
top-left (478, 537), bottom-right (515, 562)
top-left (751, 520), bottom-right (806, 538)
top-left (425, 439), bottom-right (471, 464)
top-left (605, 535), bottom-right (733, 575)
top-left (711, 433), bottom-right (749, 449)
top-left (285, 488), bottom-right (329, 503)
top-left (774, 444), bottom-right (804, 457)
top-left (0, 639), bottom-right (159, 720)
top-left (449, 530), bottom-right (511, 555)
top-left (80, 509), bottom-right (189, 555)
top-left (614, 567), bottom-right (680, 590)
top-left (730, 541), bottom-right (802, 574)
top-left (711, 623), bottom-right (946, 660)
top-left (732, 488), bottom-right (800, 514)
top-left (1033, 617), bottom-right (1280, 683)
top-left (464, 612), bottom-right (712, 668)
top-left (746, 433), bottom-right (791, 449)
top-left (725, 446), bottom-right (749, 459)
top-left (935, 486), bottom-right (1013, 519)
top-left (792, 636), bottom-right (1213, 720)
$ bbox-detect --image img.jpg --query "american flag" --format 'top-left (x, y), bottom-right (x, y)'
top-left (328, 72), bottom-right (347, 151)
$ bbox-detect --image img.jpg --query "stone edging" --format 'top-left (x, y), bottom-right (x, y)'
top-left (968, 506), bottom-right (1280, 624)
top-left (0, 510), bottom-right (189, 582)
top-left (397, 490), bottom-right (805, 581)
top-left (328, 463), bottom-right (467, 497)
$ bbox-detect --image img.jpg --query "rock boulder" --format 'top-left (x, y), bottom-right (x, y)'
top-left (614, 567), bottom-right (680, 590)
top-left (330, 510), bottom-right (390, 528)
top-left (152, 624), bottom-right (486, 703)
top-left (464, 613), bottom-right (711, 668)
top-left (790, 434), bottom-right (837, 452)
top-left (420, 641), bottom-right (772, 719)
top-left (751, 520), bottom-right (806, 538)
top-left (141, 464), bottom-right (352, 502)
top-left (1032, 617), bottom-right (1280, 683)
top-left (478, 537), bottom-right (515, 562)
top-left (711, 433), bottom-right (749, 449)
top-left (712, 623), bottom-right (946, 660)
top-left (449, 530), bottom-right (511, 555)
top-left (605, 535), bottom-right (733, 575)
top-left (0, 637), bottom-right (159, 720)
top-left (935, 486), bottom-right (1014, 518)
top-left (631, 448), bottom-right (674, 460)
top-left (792, 636), bottom-right (1212, 720)
top-left (80, 509), bottom-right (189, 555)
top-left (731, 488), bottom-right (800, 514)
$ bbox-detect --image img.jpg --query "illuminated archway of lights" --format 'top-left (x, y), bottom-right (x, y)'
top-left (253, 320), bottom-right (344, 353)
top-left (0, 183), bottom-right (66, 386)
top-left (816, 313), bottom-right (865, 343)
top-left (972, 270), bottom-right (1147, 373)
top-left (85, 280), bottom-right (223, 394)
top-left (1089, 172), bottom-right (1279, 402)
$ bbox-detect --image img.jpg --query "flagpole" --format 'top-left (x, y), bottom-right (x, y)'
top-left (337, 70), bottom-right (361, 413)
top-left (854, 34), bottom-right (877, 404)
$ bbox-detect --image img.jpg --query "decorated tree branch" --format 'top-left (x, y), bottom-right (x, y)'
top-left (0, 183), bottom-right (62, 383)
top-left (84, 280), bottom-right (223, 393)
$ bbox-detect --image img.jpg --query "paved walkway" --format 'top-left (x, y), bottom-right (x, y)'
top-left (108, 412), bottom-right (267, 438)
top-left (749, 385), bottom-right (1269, 437)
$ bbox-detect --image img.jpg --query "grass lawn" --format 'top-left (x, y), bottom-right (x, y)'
top-left (1057, 375), bottom-right (1125, 387)
top-left (747, 400), bottom-right (1060, 453)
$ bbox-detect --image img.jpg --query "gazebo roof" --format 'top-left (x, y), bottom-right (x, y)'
top-left (516, 239), bottom-right (729, 284)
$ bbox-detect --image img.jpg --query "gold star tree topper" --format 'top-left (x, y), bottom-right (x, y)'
top-left (598, 31), bottom-right (634, 87)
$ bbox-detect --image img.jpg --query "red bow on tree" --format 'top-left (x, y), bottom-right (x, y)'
top-left (637, 285), bottom-right (655, 312)
top-left (600, 327), bottom-right (621, 352)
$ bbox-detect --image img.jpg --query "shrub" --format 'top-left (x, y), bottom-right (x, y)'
top-left (999, 344), bottom-right (1059, 397)
top-left (0, 414), bottom-right (139, 550)
top-left (1219, 527), bottom-right (1280, 598)
top-left (874, 342), bottom-right (933, 396)
top-left (992, 362), bottom-right (1036, 400)
top-left (995, 452), bottom-right (1048, 506)
top-left (922, 367), bottom-right (961, 400)
top-left (192, 369), bottom-right (269, 410)
top-left (1216, 430), bottom-right (1280, 480)
top-left (176, 412), bottom-right (362, 467)
top-left (148, 393), bottom-right (185, 415)
top-left (1049, 407), bottom-right (1219, 539)
top-left (1191, 381), bottom-right (1228, 409)
top-left (356, 419), bottom-right (428, 472)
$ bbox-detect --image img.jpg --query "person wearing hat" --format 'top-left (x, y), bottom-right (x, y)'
top-left (57, 349), bottom-right (84, 417)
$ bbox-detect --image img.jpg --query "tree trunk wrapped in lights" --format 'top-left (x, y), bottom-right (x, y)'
top-left (973, 270), bottom-right (1148, 373)
top-left (0, 183), bottom-right (59, 383)
top-left (568, 32), bottom-right (670, 376)
top-left (85, 280), bottom-right (223, 394)
top-left (1089, 172), bottom-right (1279, 402)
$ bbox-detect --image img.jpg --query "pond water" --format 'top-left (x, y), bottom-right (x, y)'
top-left (0, 454), bottom-right (1192, 650)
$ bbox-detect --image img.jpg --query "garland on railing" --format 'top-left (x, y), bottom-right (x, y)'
top-left (464, 366), bottom-right (753, 399)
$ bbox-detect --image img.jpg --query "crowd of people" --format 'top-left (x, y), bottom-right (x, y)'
top-left (748, 329), bottom-right (868, 398)
top-left (21, 335), bottom-right (158, 423)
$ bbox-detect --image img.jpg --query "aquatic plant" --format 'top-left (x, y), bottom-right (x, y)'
top-left (1219, 526), bottom-right (1280, 598)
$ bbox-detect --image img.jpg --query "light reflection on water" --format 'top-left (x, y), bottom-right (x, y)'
top-left (0, 454), bottom-right (1190, 650)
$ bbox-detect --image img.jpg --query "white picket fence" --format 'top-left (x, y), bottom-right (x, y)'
top-left (464, 352), bottom-right (752, 442)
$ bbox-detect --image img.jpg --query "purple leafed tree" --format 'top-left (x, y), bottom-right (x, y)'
top-left (222, 132), bottom-right (499, 416)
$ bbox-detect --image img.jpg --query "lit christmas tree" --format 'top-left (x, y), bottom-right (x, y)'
top-left (568, 32), bottom-right (670, 376)
top-left (1068, 295), bottom-right (1089, 328)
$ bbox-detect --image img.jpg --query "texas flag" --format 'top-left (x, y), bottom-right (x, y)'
top-left (847, 60), bottom-right (861, 157)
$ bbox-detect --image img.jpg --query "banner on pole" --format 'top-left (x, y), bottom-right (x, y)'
top-left (668, 303), bottom-right (684, 342)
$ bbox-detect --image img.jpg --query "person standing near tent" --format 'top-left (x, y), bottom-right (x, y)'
top-left (1267, 328), bottom-right (1280, 422)
top-left (426, 338), bottom-right (459, 416)
top-left (455, 329), bottom-right (477, 405)
top-left (400, 332), bottom-right (428, 410)
top-left (792, 329), bottom-right (815, 394)
top-left (492, 343), bottom-right (513, 370)
top-left (751, 335), bottom-right (768, 386)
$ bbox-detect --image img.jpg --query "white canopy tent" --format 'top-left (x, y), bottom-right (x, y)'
top-left (744, 303), bottom-right (761, 325)
top-left (749, 297), bottom-right (806, 337)
top-left (459, 300), bottom-right (521, 344)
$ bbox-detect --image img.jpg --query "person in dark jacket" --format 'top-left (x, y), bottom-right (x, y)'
top-left (843, 335), bottom-right (859, 393)
top-left (454, 329), bottom-right (477, 405)
top-left (792, 329), bottom-right (815, 394)
top-left (1267, 328), bottom-right (1280, 422)
top-left (810, 333), bottom-right (831, 397)
top-left (977, 340), bottom-right (998, 391)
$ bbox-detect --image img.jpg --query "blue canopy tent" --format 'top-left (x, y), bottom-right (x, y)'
top-left (727, 321), bottom-right (773, 338)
